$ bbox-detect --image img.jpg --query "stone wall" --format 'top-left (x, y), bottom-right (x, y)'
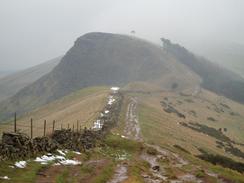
top-left (0, 92), bottom-right (123, 160)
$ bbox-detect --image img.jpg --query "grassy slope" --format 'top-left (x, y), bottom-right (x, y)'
top-left (136, 89), bottom-right (244, 156)
top-left (130, 89), bottom-right (244, 181)
top-left (0, 57), bottom-right (61, 102)
top-left (0, 86), bottom-right (109, 137)
top-left (1, 86), bottom-right (244, 182)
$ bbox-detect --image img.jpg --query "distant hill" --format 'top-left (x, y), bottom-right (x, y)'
top-left (0, 32), bottom-right (200, 121)
top-left (161, 38), bottom-right (244, 103)
top-left (0, 57), bottom-right (61, 102)
top-left (1, 32), bottom-right (244, 122)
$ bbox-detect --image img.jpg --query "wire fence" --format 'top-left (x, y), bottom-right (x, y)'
top-left (0, 113), bottom-right (91, 139)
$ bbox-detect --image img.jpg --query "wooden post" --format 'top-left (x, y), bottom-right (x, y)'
top-left (52, 120), bottom-right (55, 133)
top-left (68, 123), bottom-right (70, 129)
top-left (77, 120), bottom-right (79, 132)
top-left (14, 112), bottom-right (17, 133)
top-left (44, 120), bottom-right (46, 136)
top-left (80, 125), bottom-right (82, 132)
top-left (61, 123), bottom-right (63, 130)
top-left (30, 118), bottom-right (33, 139)
top-left (72, 124), bottom-right (74, 132)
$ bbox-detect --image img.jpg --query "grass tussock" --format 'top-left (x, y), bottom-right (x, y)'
top-left (104, 134), bottom-right (143, 154)
top-left (92, 161), bottom-right (115, 183)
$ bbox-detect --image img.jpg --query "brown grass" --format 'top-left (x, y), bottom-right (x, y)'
top-left (136, 88), bottom-right (244, 161)
top-left (0, 86), bottom-right (109, 137)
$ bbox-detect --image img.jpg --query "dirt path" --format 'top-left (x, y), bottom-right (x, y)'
top-left (107, 163), bottom-right (128, 183)
top-left (106, 97), bottom-right (141, 183)
top-left (124, 97), bottom-right (142, 141)
top-left (122, 97), bottom-right (206, 183)
top-left (140, 152), bottom-right (168, 183)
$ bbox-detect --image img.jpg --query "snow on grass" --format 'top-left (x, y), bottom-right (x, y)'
top-left (57, 149), bottom-right (66, 156)
top-left (92, 119), bottom-right (103, 130)
top-left (59, 159), bottom-right (81, 165)
top-left (13, 149), bottom-right (81, 169)
top-left (108, 96), bottom-right (116, 105)
top-left (0, 176), bottom-right (10, 180)
top-left (110, 87), bottom-right (120, 94)
top-left (15, 161), bottom-right (27, 168)
top-left (34, 154), bottom-right (66, 165)
top-left (105, 110), bottom-right (109, 114)
top-left (111, 87), bottom-right (120, 91)
top-left (72, 151), bottom-right (81, 155)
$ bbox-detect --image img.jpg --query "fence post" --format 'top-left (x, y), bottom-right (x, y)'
top-left (61, 123), bottom-right (63, 130)
top-left (14, 112), bottom-right (17, 133)
top-left (52, 120), bottom-right (55, 133)
top-left (77, 120), bottom-right (79, 132)
top-left (68, 123), bottom-right (69, 129)
top-left (44, 120), bottom-right (46, 136)
top-left (31, 118), bottom-right (33, 139)
top-left (72, 124), bottom-right (74, 132)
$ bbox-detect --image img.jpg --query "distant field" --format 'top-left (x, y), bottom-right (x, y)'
top-left (0, 86), bottom-right (109, 138)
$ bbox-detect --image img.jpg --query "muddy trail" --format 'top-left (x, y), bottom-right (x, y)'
top-left (108, 163), bottom-right (128, 183)
top-left (122, 96), bottom-right (225, 183)
top-left (124, 97), bottom-right (142, 141)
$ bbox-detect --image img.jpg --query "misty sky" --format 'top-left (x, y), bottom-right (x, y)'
top-left (0, 0), bottom-right (244, 71)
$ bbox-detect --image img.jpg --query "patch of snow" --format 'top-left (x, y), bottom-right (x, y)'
top-left (111, 87), bottom-right (120, 91)
top-left (92, 119), bottom-right (103, 129)
top-left (73, 151), bottom-right (81, 155)
top-left (121, 135), bottom-right (126, 138)
top-left (35, 155), bottom-right (55, 162)
top-left (34, 154), bottom-right (65, 165)
top-left (105, 110), bottom-right (109, 114)
top-left (0, 176), bottom-right (10, 180)
top-left (15, 161), bottom-right (26, 168)
top-left (57, 150), bottom-right (66, 156)
top-left (108, 96), bottom-right (116, 105)
top-left (100, 113), bottom-right (104, 117)
top-left (55, 155), bottom-right (66, 160)
top-left (59, 159), bottom-right (81, 165)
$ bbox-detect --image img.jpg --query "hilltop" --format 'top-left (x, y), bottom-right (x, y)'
top-left (0, 32), bottom-right (244, 122)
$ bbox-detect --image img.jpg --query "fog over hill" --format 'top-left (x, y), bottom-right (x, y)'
top-left (0, 32), bottom-right (244, 122)
top-left (192, 41), bottom-right (244, 78)
top-left (161, 39), bottom-right (244, 103)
